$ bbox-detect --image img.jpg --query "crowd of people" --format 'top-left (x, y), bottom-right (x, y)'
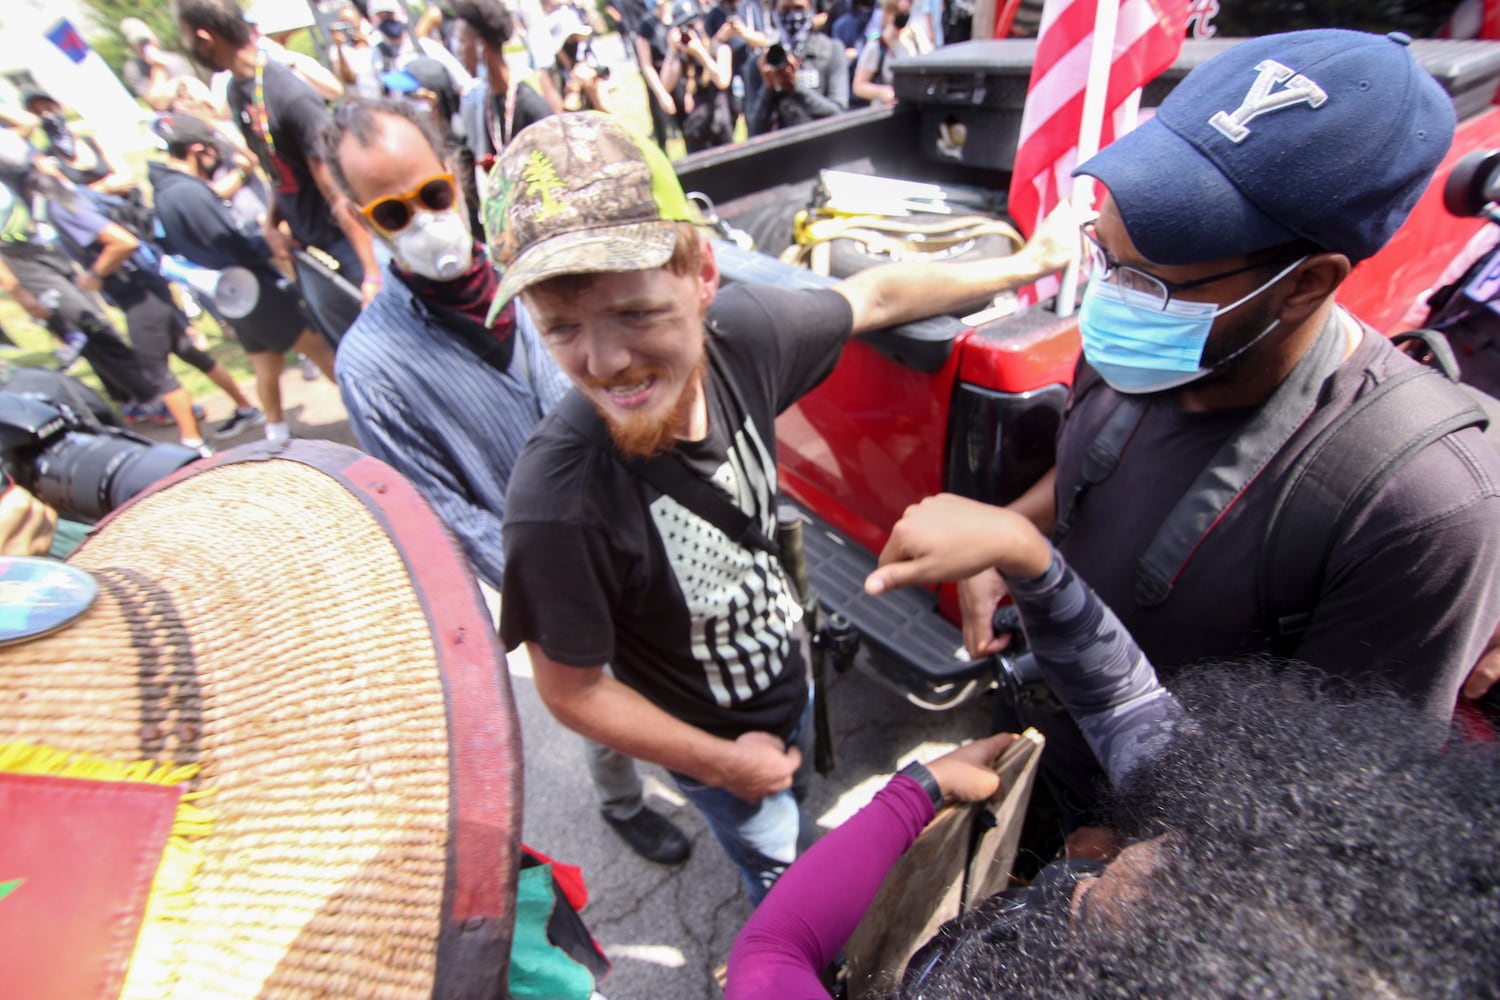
top-left (1, 2), bottom-right (1499, 996)
top-left (0, 0), bottom-right (992, 452)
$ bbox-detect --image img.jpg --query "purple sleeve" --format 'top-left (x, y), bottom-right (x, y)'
top-left (46, 199), bottom-right (108, 249)
top-left (726, 775), bottom-right (935, 1000)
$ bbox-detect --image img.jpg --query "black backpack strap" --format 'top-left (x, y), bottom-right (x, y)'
top-left (1052, 395), bottom-right (1144, 545)
top-left (1391, 328), bottom-right (1462, 382)
top-left (1132, 310), bottom-right (1346, 607)
top-left (1260, 365), bottom-right (1490, 653)
top-left (552, 389), bottom-right (781, 559)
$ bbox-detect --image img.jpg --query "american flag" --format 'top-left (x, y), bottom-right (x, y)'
top-left (1008, 0), bottom-right (1190, 253)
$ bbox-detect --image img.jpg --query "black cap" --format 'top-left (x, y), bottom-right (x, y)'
top-left (152, 112), bottom-right (221, 150)
top-left (20, 90), bottom-right (56, 112)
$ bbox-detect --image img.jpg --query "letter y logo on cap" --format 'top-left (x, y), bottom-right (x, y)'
top-left (1208, 59), bottom-right (1328, 143)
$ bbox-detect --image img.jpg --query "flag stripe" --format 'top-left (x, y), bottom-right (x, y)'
top-left (1008, 0), bottom-right (1189, 244)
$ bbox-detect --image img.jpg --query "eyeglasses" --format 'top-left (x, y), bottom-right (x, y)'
top-left (1080, 220), bottom-right (1300, 314)
top-left (359, 172), bottom-right (456, 234)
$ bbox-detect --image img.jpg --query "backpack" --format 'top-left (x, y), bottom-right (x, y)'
top-left (1260, 329), bottom-right (1499, 653)
top-left (51, 188), bottom-right (166, 289)
top-left (1055, 318), bottom-right (1497, 658)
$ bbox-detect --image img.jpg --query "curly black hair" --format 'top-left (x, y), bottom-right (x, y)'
top-left (909, 663), bottom-right (1500, 998)
top-left (450, 0), bottom-right (515, 50)
top-left (173, 0), bottom-right (253, 48)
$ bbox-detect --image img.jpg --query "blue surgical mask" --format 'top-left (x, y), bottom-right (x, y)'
top-left (1079, 256), bottom-right (1306, 395)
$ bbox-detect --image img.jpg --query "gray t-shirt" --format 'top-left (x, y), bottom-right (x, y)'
top-left (854, 35), bottom-right (915, 87)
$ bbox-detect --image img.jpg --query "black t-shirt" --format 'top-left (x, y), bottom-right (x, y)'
top-left (638, 12), bottom-right (671, 69)
top-left (491, 83), bottom-right (553, 150)
top-left (614, 0), bottom-right (650, 34)
top-left (1054, 323), bottom-right (1500, 717)
top-left (227, 59), bottom-right (342, 250)
top-left (501, 285), bottom-right (854, 741)
top-left (147, 161), bottom-right (272, 276)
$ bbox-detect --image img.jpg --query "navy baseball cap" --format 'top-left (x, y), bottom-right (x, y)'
top-left (1075, 30), bottom-right (1455, 264)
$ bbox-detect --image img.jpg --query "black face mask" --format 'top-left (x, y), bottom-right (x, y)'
top-left (39, 113), bottom-right (75, 161)
top-left (377, 18), bottom-right (406, 40)
top-left (777, 9), bottom-right (810, 48)
top-left (893, 11), bottom-right (910, 28)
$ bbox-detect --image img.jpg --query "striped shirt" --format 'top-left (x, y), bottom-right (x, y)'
top-left (337, 265), bottom-right (572, 588)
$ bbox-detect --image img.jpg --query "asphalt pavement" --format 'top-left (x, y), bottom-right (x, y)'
top-left (155, 370), bottom-right (996, 999)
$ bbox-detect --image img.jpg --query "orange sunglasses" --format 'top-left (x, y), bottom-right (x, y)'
top-left (359, 172), bottom-right (457, 234)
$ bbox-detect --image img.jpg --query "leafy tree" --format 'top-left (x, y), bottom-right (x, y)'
top-left (75, 0), bottom-right (202, 77)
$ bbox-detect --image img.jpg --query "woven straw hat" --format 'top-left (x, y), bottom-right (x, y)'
top-left (0, 440), bottom-right (521, 998)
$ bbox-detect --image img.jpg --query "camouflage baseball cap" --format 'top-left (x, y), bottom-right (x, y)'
top-left (483, 111), bottom-right (700, 324)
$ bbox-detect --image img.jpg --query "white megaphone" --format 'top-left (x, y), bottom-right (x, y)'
top-left (214, 266), bottom-right (260, 319)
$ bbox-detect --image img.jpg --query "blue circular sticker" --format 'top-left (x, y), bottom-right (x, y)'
top-left (0, 557), bottom-right (98, 647)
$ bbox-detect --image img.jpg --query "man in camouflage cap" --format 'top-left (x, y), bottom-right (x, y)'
top-left (489, 111), bottom-right (1074, 901)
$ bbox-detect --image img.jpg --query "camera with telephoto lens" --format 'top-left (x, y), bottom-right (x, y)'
top-left (766, 42), bottom-right (789, 68)
top-left (0, 389), bottom-right (199, 523)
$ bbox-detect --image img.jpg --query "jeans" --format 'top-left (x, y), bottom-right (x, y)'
top-left (586, 736), bottom-right (646, 821)
top-left (671, 694), bottom-right (815, 905)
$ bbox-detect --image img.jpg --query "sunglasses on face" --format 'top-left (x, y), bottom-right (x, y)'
top-left (359, 172), bottom-right (456, 234)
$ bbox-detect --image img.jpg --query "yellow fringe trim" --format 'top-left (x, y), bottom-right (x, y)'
top-left (0, 741), bottom-right (213, 999)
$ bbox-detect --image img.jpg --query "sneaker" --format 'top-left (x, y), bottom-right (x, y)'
top-left (132, 400), bottom-right (173, 426)
top-left (53, 331), bottom-right (87, 371)
top-left (180, 438), bottom-right (213, 458)
top-left (297, 353), bottom-right (321, 381)
top-left (212, 406), bottom-right (266, 440)
top-left (602, 807), bottom-right (691, 865)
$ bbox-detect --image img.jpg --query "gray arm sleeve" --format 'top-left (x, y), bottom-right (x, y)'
top-left (1005, 549), bottom-right (1183, 786)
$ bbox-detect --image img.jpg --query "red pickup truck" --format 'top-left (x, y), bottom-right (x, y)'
top-left (675, 36), bottom-right (1500, 709)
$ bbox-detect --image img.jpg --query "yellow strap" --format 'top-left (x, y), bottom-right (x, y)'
top-left (794, 211), bottom-right (1023, 254)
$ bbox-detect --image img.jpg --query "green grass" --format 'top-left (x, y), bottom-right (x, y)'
top-left (0, 292), bottom-right (259, 404)
top-left (2, 141), bottom-right (266, 402)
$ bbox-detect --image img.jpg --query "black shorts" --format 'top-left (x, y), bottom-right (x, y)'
top-left (230, 273), bottom-right (311, 355)
top-left (121, 284), bottom-right (217, 397)
top-left (0, 242), bottom-right (157, 405)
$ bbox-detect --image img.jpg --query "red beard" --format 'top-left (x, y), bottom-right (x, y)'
top-left (586, 358), bottom-right (707, 458)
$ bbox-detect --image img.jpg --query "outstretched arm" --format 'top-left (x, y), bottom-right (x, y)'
top-left (727, 733), bottom-right (1018, 999)
top-left (868, 496), bottom-right (1180, 785)
top-left (834, 200), bottom-right (1080, 335)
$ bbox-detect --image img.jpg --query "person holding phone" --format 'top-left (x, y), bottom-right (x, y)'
top-left (662, 8), bottom-right (736, 151)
